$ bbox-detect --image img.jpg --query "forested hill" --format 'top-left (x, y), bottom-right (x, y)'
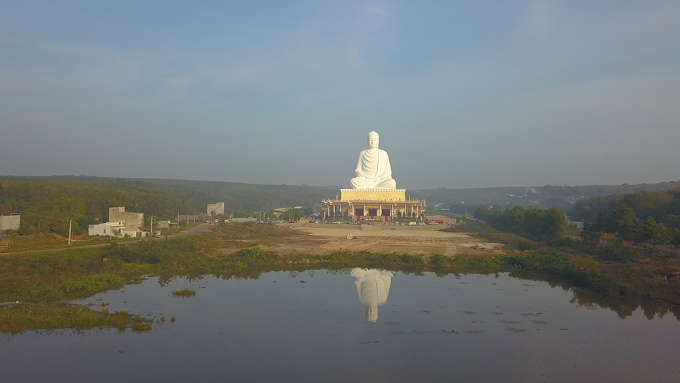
top-left (0, 177), bottom-right (339, 213)
top-left (0, 177), bottom-right (340, 235)
top-left (2, 175), bottom-right (679, 236)
top-left (3, 176), bottom-right (679, 211)
top-left (414, 182), bottom-right (680, 209)
top-left (571, 188), bottom-right (680, 229)
top-left (121, 177), bottom-right (338, 211)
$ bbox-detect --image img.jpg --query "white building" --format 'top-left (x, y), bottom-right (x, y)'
top-left (0, 214), bottom-right (20, 232)
top-left (88, 207), bottom-right (146, 238)
top-left (88, 221), bottom-right (149, 238)
top-left (0, 204), bottom-right (20, 232)
top-left (109, 207), bottom-right (143, 231)
top-left (207, 202), bottom-right (225, 216)
top-left (88, 222), bottom-right (126, 237)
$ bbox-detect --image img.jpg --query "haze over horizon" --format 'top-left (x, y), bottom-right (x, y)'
top-left (2, 1), bottom-right (679, 189)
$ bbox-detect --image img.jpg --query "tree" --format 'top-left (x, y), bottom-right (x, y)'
top-left (672, 229), bottom-right (680, 247)
top-left (612, 205), bottom-right (641, 241)
top-left (581, 222), bottom-right (602, 247)
top-left (640, 217), bottom-right (672, 245)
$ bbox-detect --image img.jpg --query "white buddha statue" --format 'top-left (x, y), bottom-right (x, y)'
top-left (351, 131), bottom-right (397, 189)
top-left (350, 268), bottom-right (394, 323)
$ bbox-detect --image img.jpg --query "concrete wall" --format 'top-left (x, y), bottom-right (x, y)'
top-left (230, 217), bottom-right (257, 223)
top-left (123, 229), bottom-right (147, 238)
top-left (0, 215), bottom-right (20, 232)
top-left (155, 220), bottom-right (170, 229)
top-left (109, 207), bottom-right (143, 230)
top-left (207, 202), bottom-right (225, 216)
top-left (88, 223), bottom-right (124, 237)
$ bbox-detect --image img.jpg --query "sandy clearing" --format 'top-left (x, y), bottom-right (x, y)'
top-left (265, 221), bottom-right (503, 257)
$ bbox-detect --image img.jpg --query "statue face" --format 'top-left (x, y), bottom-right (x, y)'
top-left (367, 133), bottom-right (379, 149)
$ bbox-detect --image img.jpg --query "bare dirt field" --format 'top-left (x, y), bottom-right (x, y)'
top-left (264, 215), bottom-right (503, 257)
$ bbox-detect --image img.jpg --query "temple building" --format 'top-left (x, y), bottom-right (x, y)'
top-left (322, 189), bottom-right (425, 221)
top-left (321, 131), bottom-right (425, 221)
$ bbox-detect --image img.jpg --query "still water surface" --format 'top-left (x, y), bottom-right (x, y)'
top-left (1, 270), bottom-right (679, 382)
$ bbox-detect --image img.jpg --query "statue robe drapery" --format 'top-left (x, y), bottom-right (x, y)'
top-left (351, 268), bottom-right (394, 322)
top-left (351, 148), bottom-right (396, 189)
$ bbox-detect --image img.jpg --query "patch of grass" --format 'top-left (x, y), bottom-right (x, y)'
top-left (504, 251), bottom-right (638, 297)
top-left (10, 274), bottom-right (126, 302)
top-left (172, 289), bottom-right (196, 297)
top-left (0, 303), bottom-right (151, 334)
top-left (0, 233), bottom-right (99, 253)
top-left (130, 322), bottom-right (152, 332)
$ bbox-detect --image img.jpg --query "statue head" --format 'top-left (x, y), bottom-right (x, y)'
top-left (367, 131), bottom-right (379, 149)
top-left (366, 305), bottom-right (378, 323)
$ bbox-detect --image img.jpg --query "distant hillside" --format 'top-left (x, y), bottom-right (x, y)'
top-left (124, 178), bottom-right (338, 212)
top-left (3, 175), bottom-right (679, 218)
top-left (0, 176), bottom-right (340, 235)
top-left (571, 187), bottom-right (680, 229)
top-left (0, 178), bottom-right (190, 236)
top-left (413, 182), bottom-right (680, 210)
top-left (0, 176), bottom-right (338, 214)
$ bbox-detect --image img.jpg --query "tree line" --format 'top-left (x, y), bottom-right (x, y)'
top-left (0, 179), bottom-right (322, 236)
top-left (474, 205), bottom-right (568, 242)
top-left (0, 180), bottom-right (197, 236)
top-left (571, 187), bottom-right (680, 229)
top-left (580, 204), bottom-right (680, 248)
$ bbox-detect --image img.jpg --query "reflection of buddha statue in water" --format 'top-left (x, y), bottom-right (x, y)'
top-left (351, 131), bottom-right (397, 189)
top-left (351, 268), bottom-right (394, 322)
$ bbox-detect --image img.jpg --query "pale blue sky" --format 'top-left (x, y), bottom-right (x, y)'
top-left (1, 0), bottom-right (679, 188)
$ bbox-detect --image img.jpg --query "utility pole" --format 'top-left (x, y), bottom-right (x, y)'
top-left (150, 215), bottom-right (153, 237)
top-left (68, 219), bottom-right (72, 246)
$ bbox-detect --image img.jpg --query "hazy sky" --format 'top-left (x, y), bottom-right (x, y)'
top-left (1, 1), bottom-right (679, 189)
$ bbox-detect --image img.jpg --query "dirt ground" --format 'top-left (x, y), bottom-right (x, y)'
top-left (265, 215), bottom-right (503, 257)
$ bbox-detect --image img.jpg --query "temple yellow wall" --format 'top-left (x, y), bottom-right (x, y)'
top-left (340, 189), bottom-right (406, 202)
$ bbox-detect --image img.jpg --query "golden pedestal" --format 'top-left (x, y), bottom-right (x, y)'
top-left (340, 189), bottom-right (406, 202)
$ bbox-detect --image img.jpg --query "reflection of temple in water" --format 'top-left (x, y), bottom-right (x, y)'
top-left (351, 268), bottom-right (394, 322)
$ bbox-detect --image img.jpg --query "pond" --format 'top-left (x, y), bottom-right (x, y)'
top-left (1, 270), bottom-right (679, 382)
